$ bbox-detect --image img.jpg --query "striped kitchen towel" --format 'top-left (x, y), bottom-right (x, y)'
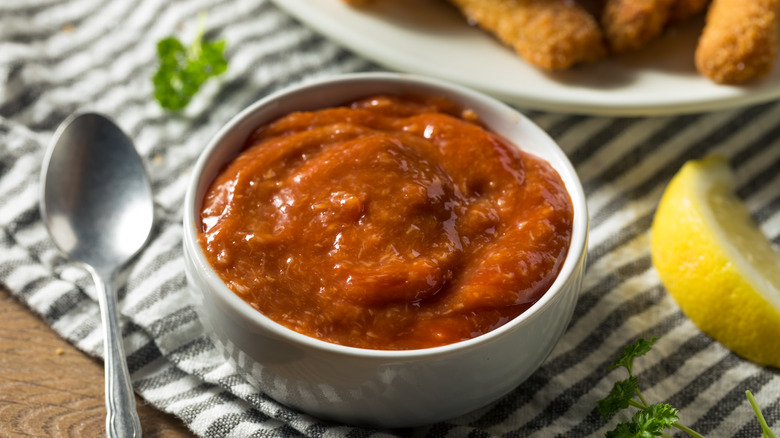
top-left (1, 0), bottom-right (778, 437)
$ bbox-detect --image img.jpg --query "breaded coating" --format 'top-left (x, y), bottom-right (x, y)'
top-left (601, 0), bottom-right (675, 53)
top-left (447, 0), bottom-right (607, 71)
top-left (668, 0), bottom-right (710, 24)
top-left (695, 0), bottom-right (779, 84)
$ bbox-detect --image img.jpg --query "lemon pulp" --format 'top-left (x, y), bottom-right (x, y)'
top-left (650, 156), bottom-right (780, 368)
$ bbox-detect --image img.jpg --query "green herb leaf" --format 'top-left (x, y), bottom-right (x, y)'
top-left (152, 14), bottom-right (227, 111)
top-left (632, 403), bottom-right (680, 437)
top-left (606, 422), bottom-right (639, 438)
top-left (599, 376), bottom-right (640, 421)
top-left (604, 404), bottom-right (679, 438)
top-left (608, 337), bottom-right (659, 375)
top-left (599, 337), bottom-right (779, 438)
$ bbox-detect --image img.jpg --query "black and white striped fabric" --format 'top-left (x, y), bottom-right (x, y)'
top-left (1, 1), bottom-right (778, 437)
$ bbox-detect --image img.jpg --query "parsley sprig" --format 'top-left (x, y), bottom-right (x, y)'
top-left (598, 337), bottom-right (777, 438)
top-left (152, 13), bottom-right (227, 111)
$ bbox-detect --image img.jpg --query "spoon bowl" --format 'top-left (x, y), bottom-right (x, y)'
top-left (40, 112), bottom-right (152, 437)
top-left (41, 113), bottom-right (154, 270)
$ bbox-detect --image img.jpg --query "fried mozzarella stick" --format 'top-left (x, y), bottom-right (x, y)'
top-left (695, 0), bottom-right (780, 84)
top-left (447, 0), bottom-right (607, 71)
top-left (601, 0), bottom-right (675, 53)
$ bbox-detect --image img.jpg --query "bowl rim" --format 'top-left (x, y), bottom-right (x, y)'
top-left (183, 71), bottom-right (588, 359)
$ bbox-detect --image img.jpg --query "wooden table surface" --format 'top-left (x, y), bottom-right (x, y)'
top-left (0, 286), bottom-right (194, 437)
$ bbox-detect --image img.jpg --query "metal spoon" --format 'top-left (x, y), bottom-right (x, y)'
top-left (40, 113), bottom-right (151, 438)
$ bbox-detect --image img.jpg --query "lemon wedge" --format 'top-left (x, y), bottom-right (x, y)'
top-left (650, 156), bottom-right (780, 368)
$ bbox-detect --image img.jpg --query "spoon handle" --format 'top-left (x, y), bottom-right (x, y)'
top-left (91, 268), bottom-right (143, 438)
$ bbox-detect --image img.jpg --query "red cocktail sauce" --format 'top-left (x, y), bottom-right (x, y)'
top-left (198, 95), bottom-right (573, 350)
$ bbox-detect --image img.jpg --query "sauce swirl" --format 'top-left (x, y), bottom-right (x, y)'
top-left (199, 94), bottom-right (573, 350)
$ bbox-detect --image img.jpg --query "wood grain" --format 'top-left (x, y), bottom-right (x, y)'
top-left (0, 286), bottom-right (193, 438)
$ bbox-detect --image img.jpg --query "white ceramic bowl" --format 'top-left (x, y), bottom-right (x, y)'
top-left (183, 72), bottom-right (588, 428)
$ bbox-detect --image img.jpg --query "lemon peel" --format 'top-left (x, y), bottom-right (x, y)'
top-left (650, 155), bottom-right (780, 368)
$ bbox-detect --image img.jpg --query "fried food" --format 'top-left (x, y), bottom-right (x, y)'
top-left (342, 0), bottom-right (774, 85)
top-left (446, 0), bottom-right (607, 71)
top-left (695, 0), bottom-right (780, 84)
top-left (600, 0), bottom-right (675, 53)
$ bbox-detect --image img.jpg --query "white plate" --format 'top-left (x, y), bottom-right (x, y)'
top-left (271, 0), bottom-right (780, 116)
